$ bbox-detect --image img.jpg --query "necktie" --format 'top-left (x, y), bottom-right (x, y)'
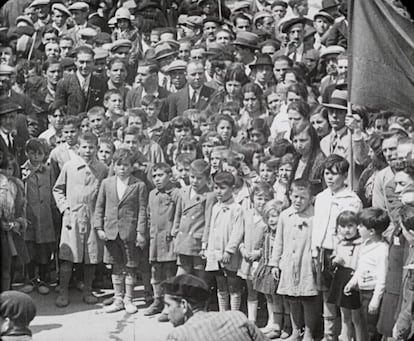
top-left (190, 90), bottom-right (197, 108)
top-left (331, 134), bottom-right (338, 154)
top-left (7, 134), bottom-right (13, 153)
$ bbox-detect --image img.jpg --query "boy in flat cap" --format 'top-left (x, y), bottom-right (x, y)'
top-left (162, 274), bottom-right (269, 341)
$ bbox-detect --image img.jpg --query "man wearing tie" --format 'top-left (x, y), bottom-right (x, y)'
top-left (0, 101), bottom-right (22, 164)
top-left (167, 61), bottom-right (215, 120)
top-left (54, 45), bottom-right (107, 116)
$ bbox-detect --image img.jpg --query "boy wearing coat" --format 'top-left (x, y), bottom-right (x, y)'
top-left (53, 132), bottom-right (108, 307)
top-left (94, 148), bottom-right (148, 314)
top-left (144, 163), bottom-right (180, 321)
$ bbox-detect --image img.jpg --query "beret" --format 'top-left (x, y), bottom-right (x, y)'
top-left (0, 291), bottom-right (36, 325)
top-left (161, 275), bottom-right (209, 303)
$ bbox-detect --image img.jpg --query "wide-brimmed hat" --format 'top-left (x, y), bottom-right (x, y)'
top-left (322, 89), bottom-right (348, 110)
top-left (110, 39), bottom-right (132, 52)
top-left (232, 31), bottom-right (259, 50)
top-left (0, 101), bottom-right (22, 116)
top-left (279, 16), bottom-right (313, 34)
top-left (115, 7), bottom-right (133, 21)
top-left (249, 54), bottom-right (273, 68)
top-left (321, 0), bottom-right (339, 11)
top-left (320, 45), bottom-right (346, 58)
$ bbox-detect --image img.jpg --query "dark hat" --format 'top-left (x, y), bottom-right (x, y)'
top-left (0, 291), bottom-right (36, 325)
top-left (60, 57), bottom-right (75, 69)
top-left (94, 32), bottom-right (112, 45)
top-left (0, 101), bottom-right (22, 116)
top-left (189, 159), bottom-right (210, 176)
top-left (271, 1), bottom-right (288, 9)
top-left (322, 0), bottom-right (339, 11)
top-left (249, 54), bottom-right (273, 68)
top-left (137, 0), bottom-right (162, 11)
top-left (203, 16), bottom-right (222, 26)
top-left (279, 16), bottom-right (312, 34)
top-left (322, 89), bottom-right (348, 110)
top-left (314, 11), bottom-right (335, 24)
top-left (232, 31), bottom-right (259, 50)
top-left (161, 275), bottom-right (209, 303)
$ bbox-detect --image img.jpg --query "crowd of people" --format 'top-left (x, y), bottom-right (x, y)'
top-left (0, 0), bottom-right (413, 340)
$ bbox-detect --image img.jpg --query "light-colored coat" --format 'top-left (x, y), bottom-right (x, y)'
top-left (53, 158), bottom-right (108, 264)
top-left (270, 205), bottom-right (318, 297)
top-left (205, 199), bottom-right (244, 273)
top-left (238, 209), bottom-right (267, 280)
top-left (312, 186), bottom-right (362, 254)
top-left (148, 183), bottom-right (180, 262)
top-left (94, 175), bottom-right (148, 241)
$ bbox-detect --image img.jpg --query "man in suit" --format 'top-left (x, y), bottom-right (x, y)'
top-left (66, 2), bottom-right (100, 47)
top-left (126, 61), bottom-right (170, 121)
top-left (167, 61), bottom-right (215, 120)
top-left (0, 101), bottom-right (23, 166)
top-left (54, 45), bottom-right (107, 116)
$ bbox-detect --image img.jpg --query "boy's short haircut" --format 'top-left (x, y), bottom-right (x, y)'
top-left (170, 116), bottom-right (193, 131)
top-left (113, 148), bottom-right (134, 165)
top-left (75, 45), bottom-right (95, 59)
top-left (176, 152), bottom-right (195, 165)
top-left (104, 89), bottom-right (123, 102)
top-left (141, 94), bottom-right (161, 108)
top-left (189, 159), bottom-right (210, 177)
top-left (260, 156), bottom-right (279, 170)
top-left (99, 137), bottom-right (115, 153)
top-left (48, 101), bottom-right (67, 116)
top-left (87, 106), bottom-right (106, 118)
top-left (358, 208), bottom-right (390, 235)
top-left (323, 154), bottom-right (349, 175)
top-left (108, 57), bottom-right (126, 70)
top-left (213, 171), bottom-right (235, 187)
top-left (25, 138), bottom-right (47, 154)
top-left (152, 162), bottom-right (172, 175)
top-left (79, 131), bottom-right (98, 146)
top-left (400, 205), bottom-right (414, 232)
top-left (62, 115), bottom-right (81, 129)
top-left (123, 126), bottom-right (140, 138)
top-left (336, 210), bottom-right (359, 228)
top-left (251, 181), bottom-right (274, 201)
top-left (290, 179), bottom-right (312, 194)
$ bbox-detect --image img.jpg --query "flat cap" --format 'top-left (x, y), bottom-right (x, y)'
top-left (29, 0), bottom-right (50, 7)
top-left (94, 32), bottom-right (112, 44)
top-left (189, 159), bottom-right (210, 176)
top-left (0, 291), bottom-right (36, 325)
top-left (271, 1), bottom-right (288, 9)
top-left (68, 2), bottom-right (89, 11)
top-left (52, 3), bottom-right (71, 17)
top-left (60, 57), bottom-right (75, 68)
top-left (165, 59), bottom-right (187, 73)
top-left (15, 15), bottom-right (34, 27)
top-left (279, 16), bottom-right (312, 34)
top-left (78, 27), bottom-right (97, 38)
top-left (203, 16), bottom-right (222, 25)
top-left (320, 45), bottom-right (346, 58)
top-left (161, 274), bottom-right (209, 303)
top-left (0, 64), bottom-right (15, 75)
top-left (253, 11), bottom-right (272, 25)
top-left (184, 16), bottom-right (203, 28)
top-left (110, 39), bottom-right (132, 52)
top-left (0, 100), bottom-right (22, 116)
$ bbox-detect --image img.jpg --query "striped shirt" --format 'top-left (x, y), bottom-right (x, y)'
top-left (165, 311), bottom-right (269, 341)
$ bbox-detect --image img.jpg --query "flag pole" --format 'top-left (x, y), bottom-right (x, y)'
top-left (218, 0), bottom-right (222, 21)
top-left (347, 101), bottom-right (354, 190)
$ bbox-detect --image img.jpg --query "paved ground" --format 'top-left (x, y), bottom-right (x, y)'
top-left (27, 285), bottom-right (173, 341)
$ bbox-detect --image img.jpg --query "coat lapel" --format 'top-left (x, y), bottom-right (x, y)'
top-left (110, 177), bottom-right (120, 204)
top-left (118, 176), bottom-right (138, 205)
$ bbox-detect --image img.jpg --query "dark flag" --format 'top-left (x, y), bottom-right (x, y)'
top-left (348, 0), bottom-right (414, 113)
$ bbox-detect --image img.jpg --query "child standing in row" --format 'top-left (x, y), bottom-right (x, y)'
top-left (344, 208), bottom-right (390, 341)
top-left (21, 139), bottom-right (56, 295)
top-left (53, 132), bottom-right (108, 308)
top-left (204, 172), bottom-right (244, 311)
top-left (238, 182), bottom-right (273, 323)
top-left (327, 211), bottom-right (366, 341)
top-left (270, 179), bottom-right (320, 341)
top-left (144, 163), bottom-right (179, 322)
top-left (94, 148), bottom-right (148, 314)
top-left (254, 200), bottom-right (290, 339)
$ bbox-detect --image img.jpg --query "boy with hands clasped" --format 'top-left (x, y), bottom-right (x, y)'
top-left (94, 148), bottom-right (148, 314)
